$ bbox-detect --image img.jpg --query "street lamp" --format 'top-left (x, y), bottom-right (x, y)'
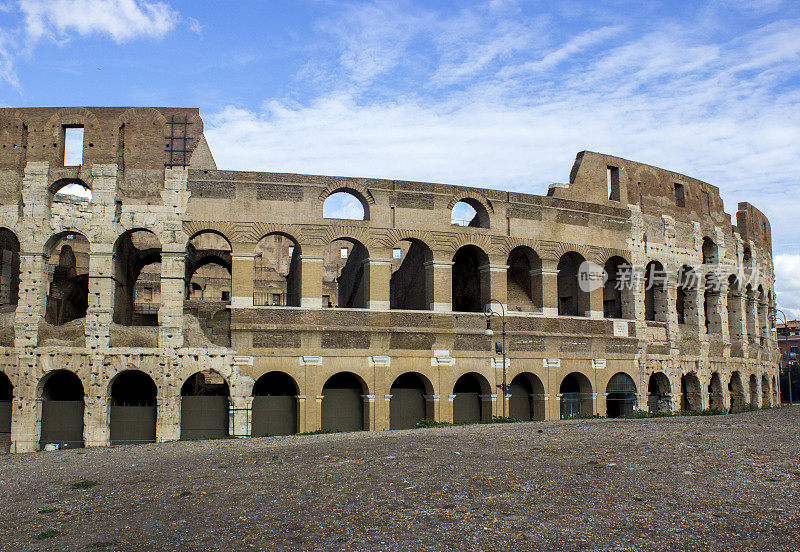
top-left (484, 299), bottom-right (510, 417)
top-left (772, 308), bottom-right (792, 405)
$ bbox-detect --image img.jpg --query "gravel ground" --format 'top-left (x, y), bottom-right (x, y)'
top-left (1, 408), bottom-right (799, 552)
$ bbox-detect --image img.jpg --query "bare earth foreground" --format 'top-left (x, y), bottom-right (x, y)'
top-left (1, 409), bottom-right (799, 552)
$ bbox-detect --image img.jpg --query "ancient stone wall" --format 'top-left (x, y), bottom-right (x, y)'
top-left (0, 107), bottom-right (780, 451)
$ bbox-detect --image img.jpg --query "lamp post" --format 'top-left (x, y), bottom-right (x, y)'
top-left (483, 299), bottom-right (509, 418)
top-left (772, 308), bottom-right (792, 405)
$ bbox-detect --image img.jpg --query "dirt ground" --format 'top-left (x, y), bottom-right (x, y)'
top-left (0, 408), bottom-right (798, 552)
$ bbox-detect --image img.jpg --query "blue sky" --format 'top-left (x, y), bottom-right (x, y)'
top-left (1, 0), bottom-right (800, 314)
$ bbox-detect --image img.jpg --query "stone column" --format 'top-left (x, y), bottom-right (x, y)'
top-left (299, 249), bottom-right (324, 308)
top-left (85, 243), bottom-right (114, 351)
top-left (230, 243), bottom-right (255, 308)
top-left (230, 396), bottom-right (253, 437)
top-left (588, 285), bottom-right (604, 319)
top-left (296, 395), bottom-right (307, 432)
top-left (10, 355), bottom-right (38, 452)
top-left (159, 246), bottom-right (185, 349)
top-left (426, 258), bottom-right (453, 312)
top-left (481, 261), bottom-right (508, 313)
top-left (424, 394), bottom-right (440, 421)
top-left (156, 393), bottom-right (181, 443)
top-left (14, 252), bottom-right (48, 348)
top-left (443, 394), bottom-right (455, 423)
top-left (365, 258), bottom-right (392, 310)
top-left (540, 259), bottom-right (559, 317)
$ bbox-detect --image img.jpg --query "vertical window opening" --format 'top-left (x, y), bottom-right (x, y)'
top-left (64, 126), bottom-right (84, 166)
top-left (674, 183), bottom-right (685, 207)
top-left (607, 166), bottom-right (620, 202)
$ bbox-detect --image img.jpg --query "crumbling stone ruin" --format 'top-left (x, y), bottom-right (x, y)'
top-left (0, 107), bottom-right (780, 451)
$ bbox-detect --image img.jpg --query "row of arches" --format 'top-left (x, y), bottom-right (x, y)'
top-left (643, 260), bottom-right (774, 338)
top-left (0, 226), bottom-right (774, 350)
top-left (0, 366), bottom-right (777, 449)
top-left (646, 370), bottom-right (778, 413)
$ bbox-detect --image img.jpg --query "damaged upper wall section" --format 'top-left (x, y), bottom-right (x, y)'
top-left (0, 107), bottom-right (215, 204)
top-left (555, 150), bottom-right (745, 229)
top-left (736, 202), bottom-right (771, 252)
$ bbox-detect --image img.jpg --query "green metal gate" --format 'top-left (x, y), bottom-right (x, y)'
top-left (0, 400), bottom-right (10, 433)
top-left (390, 388), bottom-right (425, 429)
top-left (321, 388), bottom-right (362, 432)
top-left (40, 401), bottom-right (84, 449)
top-left (251, 396), bottom-right (297, 436)
top-left (560, 393), bottom-right (581, 419)
top-left (180, 396), bottom-right (229, 439)
top-left (453, 392), bottom-right (481, 423)
top-left (509, 383), bottom-right (532, 421)
top-left (110, 405), bottom-right (156, 445)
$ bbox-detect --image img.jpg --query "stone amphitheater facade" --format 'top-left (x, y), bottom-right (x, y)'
top-left (0, 107), bottom-right (780, 452)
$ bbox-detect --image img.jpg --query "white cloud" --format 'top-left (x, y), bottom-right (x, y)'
top-left (322, 192), bottom-right (365, 220)
top-left (19, 0), bottom-right (179, 43)
top-left (0, 35), bottom-right (17, 88)
top-left (499, 25), bottom-right (624, 77)
top-left (774, 254), bottom-right (800, 318)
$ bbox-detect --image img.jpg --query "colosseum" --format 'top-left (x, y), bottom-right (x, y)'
top-left (0, 106), bottom-right (780, 452)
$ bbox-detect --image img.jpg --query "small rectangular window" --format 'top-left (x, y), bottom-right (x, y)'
top-left (221, 290), bottom-right (230, 301)
top-left (392, 248), bottom-right (401, 259)
top-left (674, 183), bottom-right (685, 207)
top-left (64, 126), bottom-right (84, 166)
top-left (340, 247), bottom-right (348, 259)
top-left (272, 293), bottom-right (281, 305)
top-left (607, 166), bottom-right (620, 201)
top-left (288, 246), bottom-right (294, 257)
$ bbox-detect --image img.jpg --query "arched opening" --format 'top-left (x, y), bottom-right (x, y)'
top-left (680, 373), bottom-right (702, 412)
top-left (185, 232), bottom-right (232, 347)
top-left (647, 372), bottom-right (672, 413)
top-left (45, 232), bottom-right (90, 326)
top-left (506, 247), bottom-right (542, 312)
top-left (603, 257), bottom-right (633, 319)
top-left (676, 265), bottom-right (698, 326)
top-left (452, 372), bottom-right (489, 423)
top-left (509, 373), bottom-right (546, 421)
top-left (390, 239), bottom-right (433, 310)
top-left (321, 372), bottom-right (366, 432)
top-left (708, 373), bottom-right (724, 410)
top-left (727, 275), bottom-right (743, 341)
top-left (389, 372), bottom-right (432, 429)
top-left (180, 371), bottom-right (230, 440)
top-left (254, 233), bottom-right (301, 307)
top-left (743, 246), bottom-right (752, 266)
top-left (557, 252), bottom-right (588, 317)
top-left (252, 371), bottom-right (299, 436)
top-left (39, 370), bottom-right (84, 449)
top-left (0, 229), bottom-right (20, 312)
top-left (452, 245), bottom-right (489, 313)
top-left (644, 261), bottom-right (667, 322)
top-left (109, 370), bottom-right (157, 445)
top-left (113, 230), bottom-right (161, 326)
top-left (50, 178), bottom-right (92, 202)
top-left (749, 374), bottom-right (759, 407)
top-left (323, 190), bottom-right (368, 220)
top-left (729, 372), bottom-right (745, 413)
top-left (559, 372), bottom-right (593, 419)
top-left (702, 237), bottom-right (718, 264)
top-left (0, 372), bottom-right (11, 449)
top-left (745, 285), bottom-right (756, 343)
top-left (324, 238), bottom-right (369, 308)
top-left (451, 199), bottom-right (489, 228)
top-left (606, 372), bottom-right (637, 417)
top-left (704, 273), bottom-right (721, 334)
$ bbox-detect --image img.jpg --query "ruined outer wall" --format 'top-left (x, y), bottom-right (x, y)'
top-left (0, 107), bottom-right (780, 451)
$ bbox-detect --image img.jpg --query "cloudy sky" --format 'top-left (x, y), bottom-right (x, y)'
top-left (1, 0), bottom-right (799, 315)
